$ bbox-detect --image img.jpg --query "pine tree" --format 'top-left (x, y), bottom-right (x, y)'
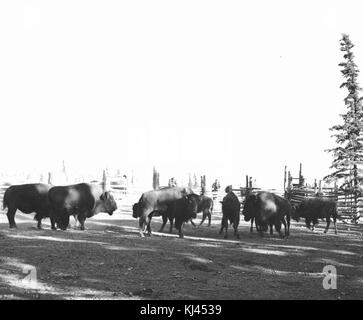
top-left (325, 34), bottom-right (363, 219)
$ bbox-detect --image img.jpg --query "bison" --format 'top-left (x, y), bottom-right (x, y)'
top-left (292, 198), bottom-right (338, 234)
top-left (243, 191), bottom-right (291, 238)
top-left (3, 183), bottom-right (53, 229)
top-left (190, 195), bottom-right (214, 227)
top-left (158, 193), bottom-right (204, 235)
top-left (168, 193), bottom-right (200, 238)
top-left (132, 186), bottom-right (194, 237)
top-left (48, 183), bottom-right (117, 231)
top-left (219, 186), bottom-right (241, 239)
top-left (242, 193), bottom-right (262, 233)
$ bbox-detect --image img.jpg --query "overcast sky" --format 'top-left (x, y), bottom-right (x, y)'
top-left (1, 0), bottom-right (362, 189)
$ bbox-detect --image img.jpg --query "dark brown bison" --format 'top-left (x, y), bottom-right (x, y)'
top-left (220, 186), bottom-right (241, 239)
top-left (292, 198), bottom-right (338, 234)
top-left (243, 191), bottom-right (291, 238)
top-left (158, 193), bottom-right (202, 235)
top-left (166, 194), bottom-right (200, 238)
top-left (132, 186), bottom-right (194, 237)
top-left (48, 183), bottom-right (117, 231)
top-left (190, 195), bottom-right (214, 227)
top-left (3, 183), bottom-right (53, 229)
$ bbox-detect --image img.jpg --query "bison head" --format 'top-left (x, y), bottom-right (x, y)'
top-left (100, 191), bottom-right (117, 215)
top-left (185, 194), bottom-right (200, 219)
top-left (56, 215), bottom-right (70, 231)
top-left (242, 193), bottom-right (257, 222)
top-left (291, 204), bottom-right (300, 222)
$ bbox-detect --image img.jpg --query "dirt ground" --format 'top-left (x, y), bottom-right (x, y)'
top-left (0, 202), bottom-right (362, 300)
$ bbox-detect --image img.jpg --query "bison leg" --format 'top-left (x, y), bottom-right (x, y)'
top-left (50, 216), bottom-right (57, 230)
top-left (34, 212), bottom-right (43, 229)
top-left (255, 219), bottom-right (261, 232)
top-left (305, 218), bottom-right (312, 230)
top-left (219, 217), bottom-right (226, 235)
top-left (324, 217), bottom-right (331, 234)
top-left (220, 217), bottom-right (228, 238)
top-left (198, 210), bottom-right (207, 227)
top-left (52, 208), bottom-right (69, 231)
top-left (6, 207), bottom-right (17, 228)
top-left (58, 215), bottom-right (69, 231)
top-left (269, 223), bottom-right (274, 235)
top-left (286, 215), bottom-right (290, 236)
top-left (233, 221), bottom-right (240, 239)
top-left (145, 216), bottom-right (152, 236)
top-left (281, 216), bottom-right (290, 237)
top-left (178, 222), bottom-right (184, 238)
top-left (169, 217), bottom-right (174, 233)
top-left (175, 219), bottom-right (184, 238)
top-left (159, 214), bottom-right (168, 232)
top-left (78, 214), bottom-right (86, 231)
top-left (138, 217), bottom-right (146, 237)
top-left (207, 211), bottom-right (211, 226)
top-left (250, 217), bottom-right (254, 232)
top-left (281, 216), bottom-right (289, 237)
top-left (275, 221), bottom-right (284, 238)
top-left (224, 220), bottom-right (228, 239)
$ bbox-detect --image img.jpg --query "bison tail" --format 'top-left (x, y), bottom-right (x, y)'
top-left (2, 191), bottom-right (8, 210)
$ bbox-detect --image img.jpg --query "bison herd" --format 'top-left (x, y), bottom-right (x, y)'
top-left (2, 183), bottom-right (338, 239)
top-left (3, 183), bottom-right (117, 231)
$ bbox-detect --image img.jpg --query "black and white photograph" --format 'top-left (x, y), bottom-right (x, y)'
top-left (0, 0), bottom-right (362, 306)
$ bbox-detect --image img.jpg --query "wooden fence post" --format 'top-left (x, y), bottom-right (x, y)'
top-left (193, 173), bottom-right (198, 188)
top-left (188, 173), bottom-right (193, 189)
top-left (152, 167), bottom-right (159, 190)
top-left (62, 160), bottom-right (68, 183)
top-left (283, 166), bottom-right (287, 192)
top-left (299, 163), bottom-right (303, 187)
top-left (102, 169), bottom-right (107, 192)
top-left (200, 175), bottom-right (206, 195)
top-left (288, 171), bottom-right (291, 189)
top-left (314, 179), bottom-right (317, 194)
top-left (286, 171), bottom-right (292, 200)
